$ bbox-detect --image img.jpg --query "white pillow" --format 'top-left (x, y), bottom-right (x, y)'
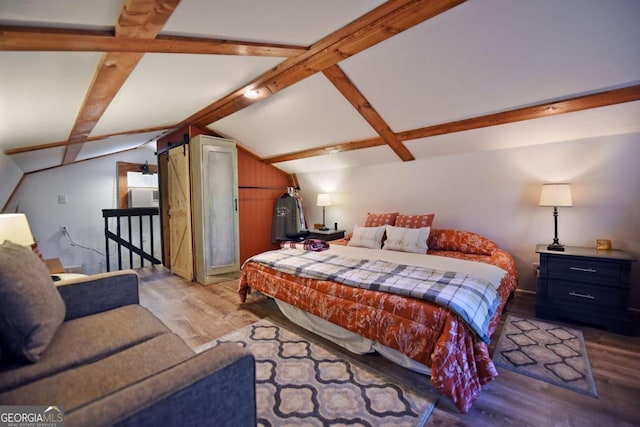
top-left (347, 225), bottom-right (385, 249)
top-left (382, 225), bottom-right (430, 254)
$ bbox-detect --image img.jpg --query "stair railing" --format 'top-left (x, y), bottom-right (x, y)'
top-left (102, 208), bottom-right (161, 271)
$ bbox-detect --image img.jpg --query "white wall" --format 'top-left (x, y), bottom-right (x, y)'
top-left (5, 133), bottom-right (638, 308)
top-left (5, 148), bottom-right (159, 274)
top-left (296, 133), bottom-right (640, 309)
top-left (0, 152), bottom-right (24, 208)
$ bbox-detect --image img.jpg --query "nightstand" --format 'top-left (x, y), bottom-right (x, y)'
top-left (535, 244), bottom-right (636, 334)
top-left (308, 229), bottom-right (345, 241)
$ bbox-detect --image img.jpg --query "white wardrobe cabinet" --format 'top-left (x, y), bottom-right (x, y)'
top-left (167, 134), bottom-right (239, 284)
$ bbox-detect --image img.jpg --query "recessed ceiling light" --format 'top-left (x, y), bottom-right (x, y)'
top-left (244, 89), bottom-right (260, 99)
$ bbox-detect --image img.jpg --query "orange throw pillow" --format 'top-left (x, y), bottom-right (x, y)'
top-left (364, 212), bottom-right (399, 227)
top-left (394, 214), bottom-right (435, 228)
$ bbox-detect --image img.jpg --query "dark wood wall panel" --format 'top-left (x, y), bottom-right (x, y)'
top-left (237, 147), bottom-right (293, 264)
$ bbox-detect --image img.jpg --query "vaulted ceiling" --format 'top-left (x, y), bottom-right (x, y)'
top-left (1, 0), bottom-right (639, 175)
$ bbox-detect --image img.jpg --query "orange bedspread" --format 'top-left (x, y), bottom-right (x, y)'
top-left (238, 247), bottom-right (518, 412)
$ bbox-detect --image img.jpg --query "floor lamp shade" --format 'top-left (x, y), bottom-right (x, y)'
top-left (0, 213), bottom-right (35, 247)
top-left (317, 194), bottom-right (331, 231)
top-left (539, 184), bottom-right (572, 251)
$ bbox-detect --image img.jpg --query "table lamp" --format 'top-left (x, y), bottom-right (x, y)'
top-left (0, 213), bottom-right (35, 247)
top-left (316, 194), bottom-right (331, 231)
top-left (539, 183), bottom-right (572, 251)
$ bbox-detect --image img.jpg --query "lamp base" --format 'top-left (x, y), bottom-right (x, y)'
top-left (319, 226), bottom-right (329, 231)
top-left (547, 243), bottom-right (565, 251)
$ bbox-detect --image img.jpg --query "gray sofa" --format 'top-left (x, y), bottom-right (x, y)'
top-left (0, 262), bottom-right (256, 426)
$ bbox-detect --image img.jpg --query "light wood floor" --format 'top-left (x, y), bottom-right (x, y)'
top-left (137, 266), bottom-right (640, 427)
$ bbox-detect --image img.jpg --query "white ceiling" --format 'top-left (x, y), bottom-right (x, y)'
top-left (339, 0), bottom-right (640, 130)
top-left (91, 53), bottom-right (284, 136)
top-left (161, 0), bottom-right (387, 45)
top-left (211, 73), bottom-right (378, 158)
top-left (1, 0), bottom-right (639, 175)
top-left (0, 0), bottom-right (122, 29)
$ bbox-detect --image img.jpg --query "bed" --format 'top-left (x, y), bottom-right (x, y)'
top-left (238, 213), bottom-right (518, 413)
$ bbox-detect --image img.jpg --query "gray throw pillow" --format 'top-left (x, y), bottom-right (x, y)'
top-left (0, 240), bottom-right (66, 362)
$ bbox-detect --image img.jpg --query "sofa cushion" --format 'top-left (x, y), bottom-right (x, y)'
top-left (0, 333), bottom-right (194, 411)
top-left (0, 241), bottom-right (66, 363)
top-left (0, 305), bottom-right (171, 392)
top-left (68, 343), bottom-right (255, 427)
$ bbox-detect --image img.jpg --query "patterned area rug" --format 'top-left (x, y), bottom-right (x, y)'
top-left (493, 315), bottom-right (597, 397)
top-left (195, 319), bottom-right (437, 426)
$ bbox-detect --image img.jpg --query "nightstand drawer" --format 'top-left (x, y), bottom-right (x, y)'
top-left (546, 257), bottom-right (621, 283)
top-left (547, 280), bottom-right (620, 309)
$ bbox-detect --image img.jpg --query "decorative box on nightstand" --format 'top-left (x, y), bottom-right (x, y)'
top-left (535, 244), bottom-right (636, 335)
top-left (307, 229), bottom-right (345, 242)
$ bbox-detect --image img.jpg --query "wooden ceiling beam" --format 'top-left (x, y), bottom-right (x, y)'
top-left (0, 27), bottom-right (307, 57)
top-left (62, 52), bottom-right (146, 164)
top-left (323, 65), bottom-right (414, 161)
top-left (263, 84), bottom-right (640, 164)
top-left (4, 125), bottom-right (169, 155)
top-left (14, 83), bottom-right (636, 166)
top-left (186, 0), bottom-right (466, 127)
top-left (398, 84), bottom-right (640, 141)
top-left (263, 137), bottom-right (386, 164)
top-left (261, 0), bottom-right (463, 93)
top-left (63, 0), bottom-right (180, 164)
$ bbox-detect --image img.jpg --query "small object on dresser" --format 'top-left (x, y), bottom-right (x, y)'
top-left (596, 239), bottom-right (611, 250)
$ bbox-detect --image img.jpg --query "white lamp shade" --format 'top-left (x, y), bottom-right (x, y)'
top-left (0, 213), bottom-right (35, 246)
top-left (539, 183), bottom-right (572, 207)
top-left (317, 193), bottom-right (332, 207)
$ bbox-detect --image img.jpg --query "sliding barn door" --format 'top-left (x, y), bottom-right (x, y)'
top-left (168, 145), bottom-right (193, 280)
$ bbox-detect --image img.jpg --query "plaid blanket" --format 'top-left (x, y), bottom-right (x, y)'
top-left (279, 239), bottom-right (330, 252)
top-left (247, 248), bottom-right (501, 343)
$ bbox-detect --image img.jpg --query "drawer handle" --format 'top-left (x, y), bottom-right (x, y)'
top-left (568, 291), bottom-right (595, 300)
top-left (569, 267), bottom-right (597, 273)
